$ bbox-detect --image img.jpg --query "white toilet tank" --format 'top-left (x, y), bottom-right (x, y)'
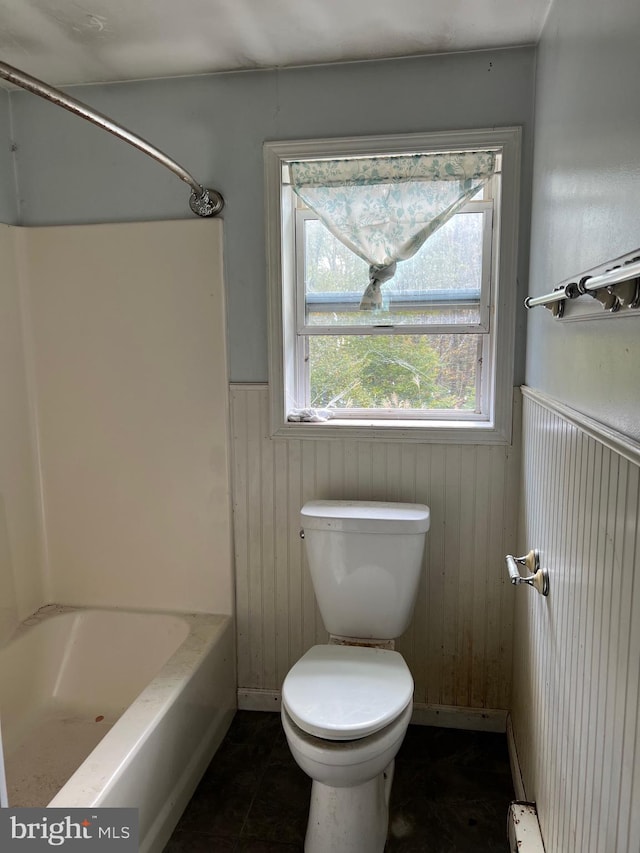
top-left (300, 500), bottom-right (430, 640)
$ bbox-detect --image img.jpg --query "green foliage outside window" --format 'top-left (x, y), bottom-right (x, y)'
top-left (308, 333), bottom-right (479, 411)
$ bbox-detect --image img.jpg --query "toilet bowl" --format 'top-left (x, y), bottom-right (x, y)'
top-left (282, 700), bottom-right (413, 853)
top-left (282, 643), bottom-right (415, 853)
top-left (282, 699), bottom-right (412, 789)
top-left (281, 500), bottom-right (430, 853)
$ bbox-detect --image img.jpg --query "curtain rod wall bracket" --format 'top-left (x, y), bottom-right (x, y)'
top-left (0, 61), bottom-right (224, 218)
top-left (189, 187), bottom-right (225, 218)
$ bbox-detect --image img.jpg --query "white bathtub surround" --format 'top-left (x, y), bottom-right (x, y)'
top-left (512, 388), bottom-right (640, 853)
top-left (0, 498), bottom-right (19, 648)
top-left (0, 225), bottom-right (44, 632)
top-left (15, 219), bottom-right (233, 615)
top-left (0, 605), bottom-right (235, 853)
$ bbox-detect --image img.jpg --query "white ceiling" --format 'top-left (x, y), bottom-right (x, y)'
top-left (0, 0), bottom-right (551, 88)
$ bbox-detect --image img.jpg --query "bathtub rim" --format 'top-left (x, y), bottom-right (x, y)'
top-left (3, 603), bottom-right (236, 853)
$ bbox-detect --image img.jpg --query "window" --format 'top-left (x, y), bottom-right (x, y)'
top-left (265, 129), bottom-right (521, 442)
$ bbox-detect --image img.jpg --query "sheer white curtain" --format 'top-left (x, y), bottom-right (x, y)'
top-left (290, 151), bottom-right (496, 309)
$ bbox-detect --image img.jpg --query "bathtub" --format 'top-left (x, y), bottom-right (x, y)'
top-left (0, 605), bottom-right (235, 852)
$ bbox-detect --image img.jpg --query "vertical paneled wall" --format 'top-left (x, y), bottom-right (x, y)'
top-left (512, 389), bottom-right (640, 853)
top-left (231, 384), bottom-right (520, 714)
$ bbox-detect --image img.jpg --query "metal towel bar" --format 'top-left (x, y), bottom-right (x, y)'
top-left (505, 550), bottom-right (549, 596)
top-left (524, 252), bottom-right (640, 315)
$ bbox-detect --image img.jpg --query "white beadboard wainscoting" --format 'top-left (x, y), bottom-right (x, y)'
top-left (512, 388), bottom-right (640, 853)
top-left (230, 384), bottom-right (521, 727)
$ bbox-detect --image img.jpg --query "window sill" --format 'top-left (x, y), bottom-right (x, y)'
top-left (272, 417), bottom-right (511, 445)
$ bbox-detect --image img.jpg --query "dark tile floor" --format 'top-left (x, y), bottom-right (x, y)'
top-left (165, 711), bottom-right (513, 852)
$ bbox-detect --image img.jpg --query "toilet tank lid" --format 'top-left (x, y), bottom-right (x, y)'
top-left (301, 500), bottom-right (430, 534)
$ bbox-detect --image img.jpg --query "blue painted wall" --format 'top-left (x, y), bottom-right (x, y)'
top-left (7, 48), bottom-right (535, 383)
top-left (525, 0), bottom-right (640, 439)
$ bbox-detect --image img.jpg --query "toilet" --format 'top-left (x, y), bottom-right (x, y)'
top-left (281, 499), bottom-right (430, 853)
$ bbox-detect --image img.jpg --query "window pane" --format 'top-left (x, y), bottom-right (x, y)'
top-left (304, 212), bottom-right (484, 327)
top-left (308, 334), bottom-right (482, 411)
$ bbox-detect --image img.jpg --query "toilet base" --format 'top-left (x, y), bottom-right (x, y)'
top-left (304, 761), bottom-right (395, 853)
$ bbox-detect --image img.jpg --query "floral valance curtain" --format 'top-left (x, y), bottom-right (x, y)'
top-left (290, 151), bottom-right (496, 310)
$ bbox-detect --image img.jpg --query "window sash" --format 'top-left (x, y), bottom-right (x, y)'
top-left (293, 196), bottom-right (494, 417)
top-left (294, 332), bottom-right (490, 417)
top-left (295, 201), bottom-right (494, 337)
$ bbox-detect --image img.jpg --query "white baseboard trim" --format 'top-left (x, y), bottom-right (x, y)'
top-left (507, 803), bottom-right (546, 852)
top-left (238, 689), bottom-right (281, 711)
top-left (238, 689), bottom-right (507, 732)
top-left (411, 703), bottom-right (507, 732)
top-left (506, 713), bottom-right (527, 800)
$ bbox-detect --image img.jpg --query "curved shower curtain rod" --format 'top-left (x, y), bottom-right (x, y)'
top-left (0, 61), bottom-right (224, 217)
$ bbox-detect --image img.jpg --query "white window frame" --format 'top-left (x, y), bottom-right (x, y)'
top-left (264, 128), bottom-right (521, 443)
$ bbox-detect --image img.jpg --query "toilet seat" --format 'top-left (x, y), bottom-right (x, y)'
top-left (282, 644), bottom-right (413, 741)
